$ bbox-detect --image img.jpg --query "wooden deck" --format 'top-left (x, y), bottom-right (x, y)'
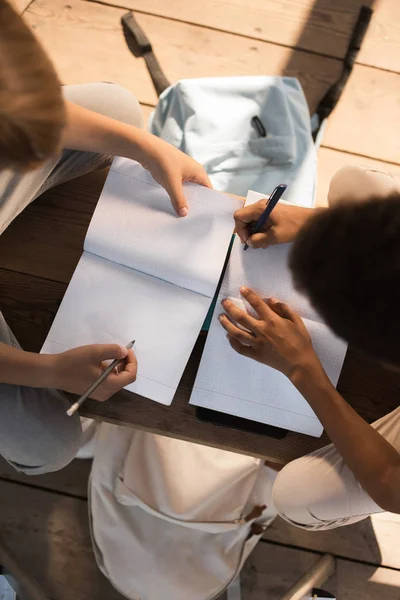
top-left (1, 0), bottom-right (400, 598)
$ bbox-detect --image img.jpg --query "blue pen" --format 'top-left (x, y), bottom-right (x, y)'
top-left (243, 184), bottom-right (287, 251)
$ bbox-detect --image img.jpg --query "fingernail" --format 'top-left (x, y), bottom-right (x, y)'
top-left (179, 207), bottom-right (188, 217)
top-left (120, 345), bottom-right (128, 357)
top-left (221, 299), bottom-right (229, 307)
top-left (269, 297), bottom-right (278, 304)
top-left (247, 238), bottom-right (253, 248)
top-left (218, 314), bottom-right (225, 322)
top-left (240, 287), bottom-right (248, 296)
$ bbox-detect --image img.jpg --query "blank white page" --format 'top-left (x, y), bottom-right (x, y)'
top-left (85, 158), bottom-right (243, 298)
top-left (190, 190), bottom-right (348, 436)
top-left (42, 252), bottom-right (210, 405)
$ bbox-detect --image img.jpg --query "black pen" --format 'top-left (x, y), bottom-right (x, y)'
top-left (243, 184), bottom-right (287, 251)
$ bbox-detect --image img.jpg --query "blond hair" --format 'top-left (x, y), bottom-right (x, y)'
top-left (0, 1), bottom-right (66, 170)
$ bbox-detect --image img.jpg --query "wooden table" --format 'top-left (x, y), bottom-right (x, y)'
top-left (81, 336), bottom-right (400, 463)
top-left (1, 171), bottom-right (399, 464)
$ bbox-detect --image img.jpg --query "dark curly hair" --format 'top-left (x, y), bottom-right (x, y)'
top-left (289, 195), bottom-right (400, 364)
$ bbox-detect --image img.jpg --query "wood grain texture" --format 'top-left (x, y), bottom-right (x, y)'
top-left (95, 0), bottom-right (400, 73)
top-left (264, 512), bottom-right (400, 570)
top-left (89, 0), bottom-right (368, 60)
top-left (0, 169), bottom-right (105, 284)
top-left (2, 477), bottom-right (399, 599)
top-left (26, 0), bottom-right (400, 164)
top-left (1, 168), bottom-right (399, 462)
top-left (0, 456), bottom-right (90, 498)
top-left (244, 540), bottom-right (400, 600)
top-left (0, 267), bottom-right (333, 461)
top-left (79, 342), bottom-right (400, 462)
top-left (3, 448), bottom-right (400, 571)
top-left (2, 453), bottom-right (400, 574)
top-left (5, 446), bottom-right (398, 573)
top-left (12, 0), bottom-right (32, 13)
top-left (0, 268), bottom-right (66, 352)
top-left (25, 0), bottom-right (341, 114)
top-left (332, 557), bottom-right (400, 600)
top-left (0, 480), bottom-right (124, 600)
top-left (323, 65), bottom-right (400, 164)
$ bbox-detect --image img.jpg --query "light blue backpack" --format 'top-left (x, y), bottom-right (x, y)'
top-left (150, 75), bottom-right (317, 205)
top-left (122, 6), bottom-right (373, 206)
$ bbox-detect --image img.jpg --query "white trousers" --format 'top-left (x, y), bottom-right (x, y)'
top-left (273, 406), bottom-right (400, 530)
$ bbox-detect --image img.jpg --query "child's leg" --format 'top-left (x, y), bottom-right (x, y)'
top-left (0, 312), bottom-right (82, 475)
top-left (0, 82), bottom-right (143, 234)
top-left (272, 407), bottom-right (400, 530)
top-left (328, 164), bottom-right (400, 207)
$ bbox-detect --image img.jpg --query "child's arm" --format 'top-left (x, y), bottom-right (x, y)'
top-left (61, 101), bottom-right (212, 217)
top-left (0, 342), bottom-right (137, 401)
top-left (219, 288), bottom-right (400, 514)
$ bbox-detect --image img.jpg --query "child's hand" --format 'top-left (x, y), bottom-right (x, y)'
top-left (49, 344), bottom-right (137, 401)
top-left (218, 287), bottom-right (321, 381)
top-left (141, 137), bottom-right (212, 217)
top-left (234, 201), bottom-right (317, 248)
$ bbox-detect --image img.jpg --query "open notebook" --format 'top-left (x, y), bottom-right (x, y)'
top-left (190, 191), bottom-right (348, 437)
top-left (42, 158), bottom-right (242, 405)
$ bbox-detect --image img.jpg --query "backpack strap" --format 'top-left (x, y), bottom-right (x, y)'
top-left (121, 7), bottom-right (373, 138)
top-left (121, 12), bottom-right (171, 96)
top-left (315, 5), bottom-right (373, 124)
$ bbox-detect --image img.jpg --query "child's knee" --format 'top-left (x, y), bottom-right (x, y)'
top-left (63, 82), bottom-right (144, 129)
top-left (96, 83), bottom-right (144, 128)
top-left (272, 459), bottom-right (320, 528)
top-left (12, 412), bottom-right (82, 476)
top-left (328, 165), bottom-right (400, 207)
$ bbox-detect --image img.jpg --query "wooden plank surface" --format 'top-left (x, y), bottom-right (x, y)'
top-left (0, 169), bottom-right (105, 284)
top-left (0, 480), bottom-right (319, 600)
top-left (92, 0), bottom-right (368, 60)
top-left (0, 456), bottom-right (90, 498)
top-left (1, 173), bottom-right (399, 462)
top-left (323, 65), bottom-right (400, 164)
top-left (12, 0), bottom-right (32, 13)
top-left (0, 480), bottom-right (125, 600)
top-left (79, 342), bottom-right (399, 462)
top-left (26, 0), bottom-right (400, 165)
top-left (264, 512), bottom-right (400, 570)
top-left (0, 268), bottom-right (66, 351)
top-left (3, 477), bottom-right (398, 600)
top-left (333, 557), bottom-right (400, 600)
top-left (25, 0), bottom-right (341, 114)
top-left (1, 253), bottom-right (398, 462)
top-left (3, 450), bottom-right (399, 571)
top-left (247, 540), bottom-right (400, 599)
top-left (92, 0), bottom-right (400, 73)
